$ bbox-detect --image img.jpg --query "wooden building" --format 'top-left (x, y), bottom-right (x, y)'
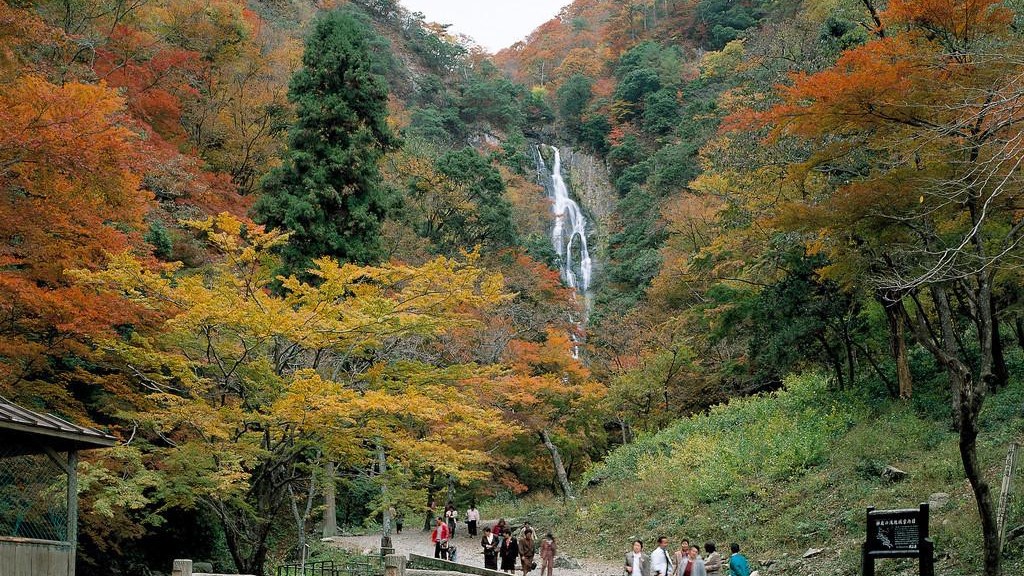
top-left (0, 399), bottom-right (116, 576)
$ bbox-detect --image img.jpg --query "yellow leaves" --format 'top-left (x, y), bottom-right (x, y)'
top-left (78, 214), bottom-right (523, 494)
top-left (276, 370), bottom-right (355, 418)
top-left (185, 212), bottom-right (290, 260)
top-left (280, 250), bottom-right (509, 352)
top-left (700, 40), bottom-right (745, 79)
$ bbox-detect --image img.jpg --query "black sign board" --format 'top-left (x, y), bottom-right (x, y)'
top-left (867, 507), bottom-right (924, 557)
top-left (862, 503), bottom-right (934, 576)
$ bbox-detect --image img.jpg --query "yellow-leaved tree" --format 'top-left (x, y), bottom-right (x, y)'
top-left (73, 214), bottom-right (512, 574)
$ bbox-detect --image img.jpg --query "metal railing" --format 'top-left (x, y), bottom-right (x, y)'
top-left (277, 557), bottom-right (379, 576)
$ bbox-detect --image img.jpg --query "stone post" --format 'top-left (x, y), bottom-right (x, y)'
top-left (171, 559), bottom-right (193, 576)
top-left (384, 554), bottom-right (406, 576)
top-left (381, 535), bottom-right (395, 560)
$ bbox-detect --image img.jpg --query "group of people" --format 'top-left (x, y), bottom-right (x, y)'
top-left (626, 538), bottom-right (754, 576)
top-left (428, 506), bottom-right (754, 576)
top-left (429, 512), bottom-right (556, 576)
top-left (480, 520), bottom-right (556, 576)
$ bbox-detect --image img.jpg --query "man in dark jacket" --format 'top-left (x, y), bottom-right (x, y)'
top-left (500, 529), bottom-right (520, 574)
top-left (482, 526), bottom-right (500, 570)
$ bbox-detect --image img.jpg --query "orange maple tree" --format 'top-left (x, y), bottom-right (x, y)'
top-left (0, 68), bottom-right (151, 410)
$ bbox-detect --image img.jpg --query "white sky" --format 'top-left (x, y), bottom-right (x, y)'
top-left (400, 0), bottom-right (571, 53)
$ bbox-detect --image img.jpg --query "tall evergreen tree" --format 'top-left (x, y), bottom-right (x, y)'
top-left (255, 9), bottom-right (398, 272)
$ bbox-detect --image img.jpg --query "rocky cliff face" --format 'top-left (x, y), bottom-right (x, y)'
top-left (557, 146), bottom-right (616, 262)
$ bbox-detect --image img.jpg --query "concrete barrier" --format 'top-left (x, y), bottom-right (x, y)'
top-left (171, 559), bottom-right (256, 576)
top-left (407, 553), bottom-right (507, 576)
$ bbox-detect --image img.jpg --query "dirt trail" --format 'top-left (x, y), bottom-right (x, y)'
top-left (324, 520), bottom-right (620, 576)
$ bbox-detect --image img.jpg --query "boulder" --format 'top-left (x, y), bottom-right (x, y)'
top-left (193, 562), bottom-right (214, 573)
top-left (554, 555), bottom-right (582, 569)
top-left (929, 492), bottom-right (950, 510)
top-left (881, 465), bottom-right (907, 482)
top-left (802, 548), bottom-right (824, 558)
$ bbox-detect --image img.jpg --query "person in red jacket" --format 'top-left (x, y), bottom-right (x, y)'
top-left (431, 517), bottom-right (451, 559)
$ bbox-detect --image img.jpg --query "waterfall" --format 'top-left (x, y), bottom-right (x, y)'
top-left (548, 146), bottom-right (593, 295)
top-left (538, 145), bottom-right (592, 357)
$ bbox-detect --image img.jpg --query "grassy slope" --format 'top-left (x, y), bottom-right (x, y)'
top-left (491, 373), bottom-right (1024, 575)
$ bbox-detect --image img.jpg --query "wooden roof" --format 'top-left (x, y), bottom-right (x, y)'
top-left (0, 398), bottom-right (116, 452)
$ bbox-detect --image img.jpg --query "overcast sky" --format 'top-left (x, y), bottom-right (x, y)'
top-left (400, 0), bottom-right (570, 53)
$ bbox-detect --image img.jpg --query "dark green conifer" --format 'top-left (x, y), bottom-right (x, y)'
top-left (255, 9), bottom-right (398, 273)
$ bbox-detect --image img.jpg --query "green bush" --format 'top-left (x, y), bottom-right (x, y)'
top-left (145, 220), bottom-right (173, 260)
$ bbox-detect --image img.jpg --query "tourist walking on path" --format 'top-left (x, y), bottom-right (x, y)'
top-left (395, 509), bottom-right (404, 534)
top-left (431, 517), bottom-right (451, 559)
top-left (702, 542), bottom-right (721, 576)
top-left (518, 520), bottom-right (532, 538)
top-left (624, 540), bottom-right (650, 576)
top-left (445, 504), bottom-right (458, 537)
top-left (671, 539), bottom-right (690, 576)
top-left (540, 532), bottom-right (556, 576)
top-left (519, 528), bottom-right (536, 576)
top-left (726, 544), bottom-right (750, 576)
top-left (425, 499), bottom-right (436, 531)
top-left (482, 526), bottom-right (499, 570)
top-left (467, 503), bottom-right (480, 537)
top-left (651, 537), bottom-right (673, 576)
top-left (685, 547), bottom-right (706, 576)
top-left (500, 530), bottom-right (520, 574)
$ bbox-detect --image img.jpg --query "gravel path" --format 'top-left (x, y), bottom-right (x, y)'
top-left (324, 521), bottom-right (620, 576)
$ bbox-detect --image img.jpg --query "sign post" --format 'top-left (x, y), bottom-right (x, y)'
top-left (862, 503), bottom-right (934, 576)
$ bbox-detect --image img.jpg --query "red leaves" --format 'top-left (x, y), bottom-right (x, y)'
top-left (885, 0), bottom-right (1012, 42)
top-left (95, 27), bottom-right (204, 142)
top-left (0, 74), bottom-right (151, 396)
top-left (724, 35), bottom-right (943, 143)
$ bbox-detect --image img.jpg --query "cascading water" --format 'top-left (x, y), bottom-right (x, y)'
top-left (538, 145), bottom-right (593, 357)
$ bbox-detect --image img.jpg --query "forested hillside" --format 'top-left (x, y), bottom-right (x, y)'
top-left (0, 0), bottom-right (596, 573)
top-left (5, 0), bottom-right (1024, 574)
top-left (495, 1), bottom-right (1024, 575)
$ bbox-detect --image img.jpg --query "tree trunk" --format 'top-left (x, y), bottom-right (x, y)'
top-left (842, 322), bottom-right (856, 386)
top-left (991, 299), bottom-right (1009, 389)
top-left (289, 469), bottom-right (317, 568)
top-left (616, 415), bottom-right (632, 444)
top-left (424, 467), bottom-right (436, 531)
top-left (539, 429), bottom-right (574, 500)
top-left (816, 333), bottom-right (845, 388)
top-left (1014, 315), bottom-right (1024, 349)
top-left (931, 284), bottom-right (1000, 576)
top-left (855, 342), bottom-right (896, 396)
top-left (961, 416), bottom-right (1001, 575)
top-left (377, 443), bottom-right (392, 537)
top-left (323, 461), bottom-right (337, 538)
top-left (209, 498), bottom-right (273, 575)
top-left (879, 291), bottom-right (913, 399)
